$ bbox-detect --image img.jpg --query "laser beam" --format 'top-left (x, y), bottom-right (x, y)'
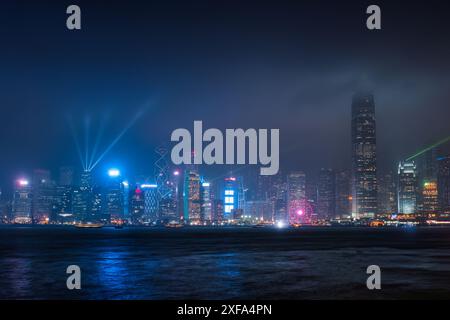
top-left (406, 135), bottom-right (450, 161)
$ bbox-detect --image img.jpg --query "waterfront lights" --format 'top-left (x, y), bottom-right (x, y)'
top-left (276, 221), bottom-right (285, 229)
top-left (141, 183), bottom-right (157, 189)
top-left (108, 168), bottom-right (120, 177)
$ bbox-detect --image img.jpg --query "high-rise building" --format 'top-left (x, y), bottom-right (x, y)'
top-left (397, 161), bottom-right (417, 214)
top-left (222, 176), bottom-right (239, 221)
top-left (286, 171), bottom-right (307, 224)
top-left (12, 179), bottom-right (33, 224)
top-left (213, 199), bottom-right (224, 223)
top-left (141, 183), bottom-right (159, 223)
top-left (351, 92), bottom-right (378, 219)
top-left (437, 155), bottom-right (450, 215)
top-left (317, 168), bottom-right (335, 221)
top-left (335, 170), bottom-right (352, 220)
top-left (31, 169), bottom-right (55, 224)
top-left (422, 180), bottom-right (439, 216)
top-left (201, 182), bottom-right (213, 223)
top-left (72, 170), bottom-right (93, 222)
top-left (130, 186), bottom-right (145, 224)
top-left (184, 170), bottom-right (201, 224)
top-left (377, 172), bottom-right (397, 216)
top-left (105, 172), bottom-right (124, 224)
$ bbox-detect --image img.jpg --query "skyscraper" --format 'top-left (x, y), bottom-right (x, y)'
top-left (397, 161), bottom-right (417, 214)
top-left (12, 179), bottom-right (33, 224)
top-left (222, 176), bottom-right (239, 221)
top-left (183, 170), bottom-right (201, 224)
top-left (317, 168), bottom-right (335, 221)
top-left (377, 172), bottom-right (397, 216)
top-left (32, 169), bottom-right (55, 224)
top-left (201, 182), bottom-right (212, 223)
top-left (335, 170), bottom-right (352, 220)
top-left (351, 92), bottom-right (378, 219)
top-left (287, 171), bottom-right (307, 224)
top-left (437, 155), bottom-right (450, 215)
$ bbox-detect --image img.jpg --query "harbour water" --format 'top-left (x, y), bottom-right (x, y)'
top-left (1, 226), bottom-right (450, 299)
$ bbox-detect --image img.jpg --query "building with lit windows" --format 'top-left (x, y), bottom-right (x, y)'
top-left (201, 182), bottom-right (212, 223)
top-left (397, 161), bottom-right (417, 214)
top-left (351, 92), bottom-right (378, 219)
top-left (184, 170), bottom-right (201, 224)
top-left (317, 168), bottom-right (335, 221)
top-left (223, 177), bottom-right (238, 221)
top-left (422, 180), bottom-right (439, 216)
top-left (438, 155), bottom-right (450, 215)
top-left (335, 170), bottom-right (352, 220)
top-left (141, 183), bottom-right (159, 223)
top-left (12, 179), bottom-right (33, 224)
top-left (287, 171), bottom-right (307, 224)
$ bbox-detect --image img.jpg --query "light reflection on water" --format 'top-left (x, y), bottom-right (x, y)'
top-left (1, 226), bottom-right (450, 299)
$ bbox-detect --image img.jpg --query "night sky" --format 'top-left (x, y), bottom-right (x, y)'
top-left (1, 0), bottom-right (450, 189)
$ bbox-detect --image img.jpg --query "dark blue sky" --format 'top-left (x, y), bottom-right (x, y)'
top-left (1, 0), bottom-right (450, 188)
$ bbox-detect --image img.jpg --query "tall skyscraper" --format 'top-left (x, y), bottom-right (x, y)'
top-left (130, 185), bottom-right (145, 224)
top-left (351, 92), bottom-right (378, 219)
top-left (317, 168), bottom-right (335, 221)
top-left (201, 182), bottom-right (212, 223)
top-left (222, 176), bottom-right (239, 221)
top-left (437, 155), bottom-right (450, 215)
top-left (32, 169), bottom-right (55, 224)
top-left (105, 171), bottom-right (124, 224)
top-left (377, 172), bottom-right (397, 216)
top-left (183, 170), bottom-right (201, 224)
top-left (72, 170), bottom-right (93, 222)
top-left (335, 170), bottom-right (352, 220)
top-left (397, 161), bottom-right (417, 214)
top-left (287, 171), bottom-right (307, 224)
top-left (12, 179), bottom-right (33, 224)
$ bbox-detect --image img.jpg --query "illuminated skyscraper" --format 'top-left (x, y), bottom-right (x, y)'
top-left (422, 180), bottom-right (439, 216)
top-left (141, 183), bottom-right (159, 223)
top-left (105, 169), bottom-right (124, 224)
top-left (223, 176), bottom-right (239, 221)
top-left (437, 155), bottom-right (450, 215)
top-left (351, 92), bottom-right (378, 219)
top-left (397, 161), bottom-right (417, 214)
top-left (31, 169), bottom-right (55, 224)
top-left (335, 170), bottom-right (352, 220)
top-left (130, 186), bottom-right (145, 224)
top-left (183, 170), bottom-right (201, 224)
top-left (317, 168), bottom-right (335, 221)
top-left (72, 170), bottom-right (93, 222)
top-left (12, 179), bottom-right (33, 224)
top-left (201, 182), bottom-right (212, 223)
top-left (377, 172), bottom-right (397, 216)
top-left (287, 171), bottom-right (307, 224)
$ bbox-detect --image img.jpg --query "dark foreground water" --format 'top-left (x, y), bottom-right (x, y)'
top-left (1, 226), bottom-right (450, 299)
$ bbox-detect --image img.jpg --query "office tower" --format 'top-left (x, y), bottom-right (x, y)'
top-left (183, 170), bottom-right (201, 224)
top-left (32, 169), bottom-right (55, 224)
top-left (53, 166), bottom-right (75, 224)
top-left (105, 171), bottom-right (124, 224)
top-left (159, 177), bottom-right (178, 223)
top-left (305, 176), bottom-right (318, 222)
top-left (140, 183), bottom-right (159, 223)
top-left (416, 148), bottom-right (439, 213)
top-left (72, 170), bottom-right (93, 222)
top-left (222, 176), bottom-right (239, 221)
top-left (397, 161), bottom-right (417, 214)
top-left (422, 180), bottom-right (439, 216)
top-left (351, 92), bottom-right (378, 219)
top-left (213, 199), bottom-right (224, 223)
top-left (317, 168), bottom-right (335, 221)
top-left (286, 171), bottom-right (307, 224)
top-left (437, 155), bottom-right (450, 215)
top-left (92, 186), bottom-right (105, 223)
top-left (377, 172), bottom-right (397, 216)
top-left (335, 170), bottom-right (352, 220)
top-left (201, 182), bottom-right (212, 223)
top-left (130, 185), bottom-right (145, 224)
top-left (12, 179), bottom-right (33, 224)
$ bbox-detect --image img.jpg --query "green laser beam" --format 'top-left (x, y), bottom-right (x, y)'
top-left (406, 135), bottom-right (450, 161)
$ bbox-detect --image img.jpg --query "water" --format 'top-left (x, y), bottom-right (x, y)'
top-left (1, 226), bottom-right (450, 299)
